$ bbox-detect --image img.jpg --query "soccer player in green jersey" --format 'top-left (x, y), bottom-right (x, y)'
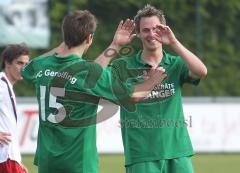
top-left (21, 10), bottom-right (167, 173)
top-left (102, 4), bottom-right (208, 173)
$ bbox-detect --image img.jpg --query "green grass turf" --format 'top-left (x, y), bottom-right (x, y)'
top-left (23, 154), bottom-right (240, 173)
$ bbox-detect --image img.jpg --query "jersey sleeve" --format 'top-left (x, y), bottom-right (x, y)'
top-left (178, 56), bottom-right (200, 86)
top-left (21, 59), bottom-right (36, 83)
top-left (21, 56), bottom-right (45, 83)
top-left (95, 67), bottom-right (134, 104)
top-left (73, 61), bottom-right (134, 106)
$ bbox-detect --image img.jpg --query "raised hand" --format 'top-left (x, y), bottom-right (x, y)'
top-left (95, 19), bottom-right (136, 67)
top-left (112, 19), bottom-right (136, 47)
top-left (154, 24), bottom-right (177, 46)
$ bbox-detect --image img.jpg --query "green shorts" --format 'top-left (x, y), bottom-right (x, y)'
top-left (126, 157), bottom-right (194, 173)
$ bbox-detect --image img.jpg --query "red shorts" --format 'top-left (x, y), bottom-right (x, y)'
top-left (0, 159), bottom-right (27, 173)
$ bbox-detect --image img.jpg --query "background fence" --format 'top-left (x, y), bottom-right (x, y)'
top-left (17, 97), bottom-right (240, 154)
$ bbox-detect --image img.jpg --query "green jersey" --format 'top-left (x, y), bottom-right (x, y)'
top-left (111, 51), bottom-right (200, 166)
top-left (21, 54), bottom-right (133, 173)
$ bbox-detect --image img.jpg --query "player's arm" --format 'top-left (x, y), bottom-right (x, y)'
top-left (131, 67), bottom-right (167, 102)
top-left (155, 24), bottom-right (207, 79)
top-left (171, 40), bottom-right (207, 79)
top-left (94, 19), bottom-right (136, 68)
top-left (83, 63), bottom-right (167, 105)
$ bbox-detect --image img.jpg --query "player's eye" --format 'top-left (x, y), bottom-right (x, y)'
top-left (16, 61), bottom-right (24, 65)
top-left (142, 28), bottom-right (150, 33)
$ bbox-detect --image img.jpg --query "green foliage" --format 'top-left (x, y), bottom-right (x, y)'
top-left (10, 0), bottom-right (240, 96)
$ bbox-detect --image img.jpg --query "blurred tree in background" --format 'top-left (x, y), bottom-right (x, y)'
top-left (1, 0), bottom-right (239, 96)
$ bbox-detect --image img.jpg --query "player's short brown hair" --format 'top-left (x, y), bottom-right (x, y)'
top-left (1, 43), bottom-right (29, 69)
top-left (134, 4), bottom-right (166, 33)
top-left (62, 10), bottom-right (97, 48)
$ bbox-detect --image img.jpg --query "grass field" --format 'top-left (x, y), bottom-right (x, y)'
top-left (23, 154), bottom-right (240, 173)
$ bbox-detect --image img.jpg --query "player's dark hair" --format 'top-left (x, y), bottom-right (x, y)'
top-left (1, 43), bottom-right (29, 69)
top-left (62, 10), bottom-right (97, 48)
top-left (134, 4), bottom-right (166, 33)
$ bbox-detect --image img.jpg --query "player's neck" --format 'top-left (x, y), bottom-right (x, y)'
top-left (141, 48), bottom-right (163, 68)
top-left (3, 69), bottom-right (16, 85)
top-left (57, 44), bottom-right (86, 58)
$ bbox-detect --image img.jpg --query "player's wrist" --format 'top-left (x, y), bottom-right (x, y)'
top-left (169, 37), bottom-right (179, 47)
top-left (110, 41), bottom-right (121, 51)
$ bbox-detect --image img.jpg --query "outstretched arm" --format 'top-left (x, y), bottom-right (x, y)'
top-left (131, 67), bottom-right (167, 103)
top-left (95, 19), bottom-right (136, 68)
top-left (155, 24), bottom-right (207, 78)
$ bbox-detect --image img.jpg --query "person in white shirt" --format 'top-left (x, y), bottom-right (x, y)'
top-left (0, 43), bottom-right (30, 173)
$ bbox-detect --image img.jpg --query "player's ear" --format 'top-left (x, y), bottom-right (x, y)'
top-left (86, 34), bottom-right (94, 44)
top-left (5, 61), bottom-right (12, 68)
